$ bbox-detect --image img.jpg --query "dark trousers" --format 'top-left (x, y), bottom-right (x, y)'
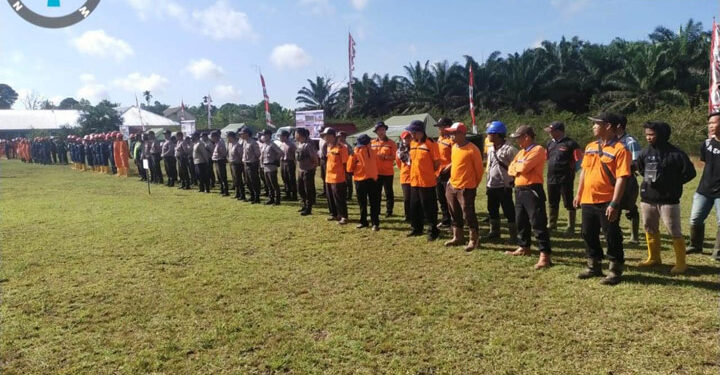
top-left (244, 162), bottom-right (261, 201)
top-left (410, 186), bottom-right (439, 234)
top-left (487, 187), bottom-right (516, 222)
top-left (230, 162), bottom-right (246, 199)
top-left (436, 174), bottom-right (451, 224)
top-left (281, 160), bottom-right (297, 198)
top-left (259, 167), bottom-right (269, 196)
top-left (446, 186), bottom-right (478, 230)
top-left (177, 156), bottom-right (190, 187)
top-left (319, 161), bottom-right (327, 195)
top-left (188, 156), bottom-right (197, 185)
top-left (327, 182), bottom-right (348, 218)
top-left (548, 182), bottom-right (575, 211)
top-left (59, 151), bottom-right (68, 164)
top-left (215, 159), bottom-right (229, 193)
top-left (346, 174), bottom-right (353, 199)
top-left (163, 156), bottom-right (177, 184)
top-left (298, 169), bottom-right (316, 207)
top-left (356, 179), bottom-right (381, 226)
top-left (264, 168), bottom-right (281, 202)
top-left (150, 153), bottom-right (163, 183)
top-left (208, 160), bottom-right (216, 187)
top-left (109, 155), bottom-right (116, 173)
top-left (377, 175), bottom-right (395, 214)
top-left (581, 203), bottom-right (624, 263)
top-left (195, 162), bottom-right (211, 192)
top-left (136, 158), bottom-right (147, 180)
top-left (401, 183), bottom-right (411, 221)
top-left (515, 184), bottom-right (552, 253)
top-left (51, 151), bottom-right (57, 164)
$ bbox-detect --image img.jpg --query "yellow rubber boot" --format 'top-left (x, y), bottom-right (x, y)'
top-left (638, 232), bottom-right (662, 267)
top-left (670, 237), bottom-right (688, 274)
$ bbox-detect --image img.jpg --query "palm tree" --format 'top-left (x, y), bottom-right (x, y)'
top-left (142, 90), bottom-right (152, 106)
top-left (497, 51), bottom-right (554, 113)
top-left (401, 60), bottom-right (434, 112)
top-left (601, 43), bottom-right (689, 112)
top-left (296, 76), bottom-right (339, 118)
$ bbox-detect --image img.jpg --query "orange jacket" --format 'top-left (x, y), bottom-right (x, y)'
top-left (347, 145), bottom-right (379, 181)
top-left (113, 140), bottom-right (129, 168)
top-left (371, 138), bottom-right (398, 176)
top-left (508, 144), bottom-right (546, 186)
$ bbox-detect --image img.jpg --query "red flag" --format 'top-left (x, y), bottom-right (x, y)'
top-left (348, 33), bottom-right (356, 108)
top-left (710, 18), bottom-right (720, 114)
top-left (469, 65), bottom-right (476, 132)
top-left (260, 73), bottom-right (275, 129)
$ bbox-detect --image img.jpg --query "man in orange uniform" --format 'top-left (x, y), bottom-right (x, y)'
top-left (396, 131), bottom-right (413, 222)
top-left (348, 134), bottom-right (381, 231)
top-left (435, 117), bottom-right (455, 228)
top-left (575, 112), bottom-right (632, 285)
top-left (113, 132), bottom-right (129, 177)
top-left (371, 122), bottom-right (398, 217)
top-left (507, 125), bottom-right (553, 269)
top-left (323, 127), bottom-right (349, 225)
top-left (407, 120), bottom-right (441, 240)
top-left (443, 122), bottom-right (484, 251)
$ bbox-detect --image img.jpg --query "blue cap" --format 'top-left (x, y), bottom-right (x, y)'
top-left (405, 120), bottom-right (425, 133)
top-left (486, 121), bottom-right (507, 135)
top-left (357, 134), bottom-right (371, 146)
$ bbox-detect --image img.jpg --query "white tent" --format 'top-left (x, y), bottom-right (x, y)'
top-left (116, 106), bottom-right (179, 127)
top-left (0, 110), bottom-right (81, 131)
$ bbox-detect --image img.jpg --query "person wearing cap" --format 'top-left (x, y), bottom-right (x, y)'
top-left (240, 127), bottom-right (262, 203)
top-left (406, 119), bottom-right (441, 240)
top-left (507, 125), bottom-right (552, 270)
top-left (434, 117), bottom-right (455, 228)
top-left (575, 113), bottom-right (632, 285)
top-left (483, 121), bottom-right (518, 241)
top-left (323, 127), bottom-right (349, 224)
top-left (192, 132), bottom-right (212, 193)
top-left (635, 121), bottom-right (695, 274)
top-left (443, 122), bottom-right (484, 251)
top-left (338, 131), bottom-right (354, 200)
top-left (396, 131), bottom-right (413, 222)
top-left (371, 121), bottom-right (398, 217)
top-left (687, 112), bottom-right (720, 260)
top-left (279, 130), bottom-right (298, 201)
top-left (174, 132), bottom-right (191, 189)
top-left (161, 131), bottom-right (177, 187)
top-left (114, 133), bottom-right (129, 177)
top-left (148, 131), bottom-right (164, 184)
top-left (260, 129), bottom-right (283, 205)
top-left (295, 127), bottom-right (319, 215)
top-left (210, 130), bottom-right (230, 196)
top-left (544, 121), bottom-right (582, 234)
top-left (347, 134), bottom-right (381, 231)
top-left (616, 114), bottom-right (641, 244)
top-left (227, 131), bottom-right (246, 200)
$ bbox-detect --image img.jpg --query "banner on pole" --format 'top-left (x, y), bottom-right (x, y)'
top-left (348, 33), bottom-right (356, 109)
top-left (260, 73), bottom-right (276, 129)
top-left (710, 19), bottom-right (720, 114)
top-left (469, 65), bottom-right (477, 133)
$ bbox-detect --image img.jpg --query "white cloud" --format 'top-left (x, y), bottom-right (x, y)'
top-left (192, 1), bottom-right (255, 40)
top-left (76, 75), bottom-right (109, 104)
top-left (270, 44), bottom-right (312, 70)
top-left (212, 84), bottom-right (242, 102)
top-left (299, 0), bottom-right (333, 15)
top-left (550, 0), bottom-right (591, 17)
top-left (124, 0), bottom-right (183, 20)
top-left (350, 0), bottom-right (368, 10)
top-left (113, 73), bottom-right (169, 93)
top-left (186, 59), bottom-right (225, 80)
top-left (71, 30), bottom-right (134, 61)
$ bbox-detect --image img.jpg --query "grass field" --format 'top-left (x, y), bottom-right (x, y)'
top-left (1, 159), bottom-right (718, 374)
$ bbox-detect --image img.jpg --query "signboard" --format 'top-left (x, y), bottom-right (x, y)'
top-left (142, 159), bottom-right (150, 170)
top-left (295, 110), bottom-right (324, 139)
top-left (181, 120), bottom-right (196, 136)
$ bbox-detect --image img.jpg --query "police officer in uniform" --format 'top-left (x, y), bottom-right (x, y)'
top-left (544, 121), bottom-right (582, 234)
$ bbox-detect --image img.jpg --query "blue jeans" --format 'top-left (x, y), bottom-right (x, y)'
top-left (689, 192), bottom-right (720, 226)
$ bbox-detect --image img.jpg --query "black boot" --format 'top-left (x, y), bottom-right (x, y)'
top-left (600, 261), bottom-right (623, 286)
top-left (686, 224), bottom-right (705, 254)
top-left (301, 205), bottom-right (312, 216)
top-left (577, 258), bottom-right (604, 279)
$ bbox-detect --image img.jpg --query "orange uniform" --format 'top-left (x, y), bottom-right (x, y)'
top-left (508, 144), bottom-right (546, 186)
top-left (325, 143), bottom-right (349, 183)
top-left (579, 139), bottom-right (631, 204)
top-left (371, 138), bottom-right (397, 176)
top-left (113, 140), bottom-right (129, 168)
top-left (409, 138), bottom-right (440, 187)
top-left (436, 135), bottom-right (454, 177)
top-left (347, 145), bottom-right (379, 181)
top-left (449, 142), bottom-right (484, 189)
top-left (396, 156), bottom-right (411, 184)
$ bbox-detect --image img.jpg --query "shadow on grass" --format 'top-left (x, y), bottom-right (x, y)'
top-left (622, 273), bottom-right (720, 291)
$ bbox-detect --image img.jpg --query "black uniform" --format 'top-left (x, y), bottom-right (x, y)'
top-left (546, 136), bottom-right (580, 211)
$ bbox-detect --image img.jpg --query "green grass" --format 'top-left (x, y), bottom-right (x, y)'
top-left (1, 159), bottom-right (718, 374)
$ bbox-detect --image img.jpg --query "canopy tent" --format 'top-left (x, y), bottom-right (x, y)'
top-left (116, 106), bottom-right (179, 128)
top-left (347, 113), bottom-right (438, 144)
top-left (219, 123), bottom-right (246, 138)
top-left (0, 110), bottom-right (81, 131)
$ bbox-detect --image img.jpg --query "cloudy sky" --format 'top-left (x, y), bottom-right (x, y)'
top-left (0, 0), bottom-right (716, 109)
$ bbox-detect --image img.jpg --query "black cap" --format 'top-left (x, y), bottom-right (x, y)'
top-left (373, 121), bottom-right (388, 132)
top-left (210, 130), bottom-right (220, 137)
top-left (405, 120), bottom-right (425, 133)
top-left (163, 129), bottom-right (171, 134)
top-left (239, 127), bottom-right (252, 135)
top-left (435, 117), bottom-right (453, 127)
top-left (296, 127), bottom-right (309, 138)
top-left (279, 130), bottom-right (290, 137)
top-left (544, 121), bottom-right (565, 132)
top-left (588, 112), bottom-right (622, 126)
top-left (227, 131), bottom-right (237, 138)
top-left (261, 129), bottom-right (273, 136)
top-left (357, 134), bottom-right (371, 146)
